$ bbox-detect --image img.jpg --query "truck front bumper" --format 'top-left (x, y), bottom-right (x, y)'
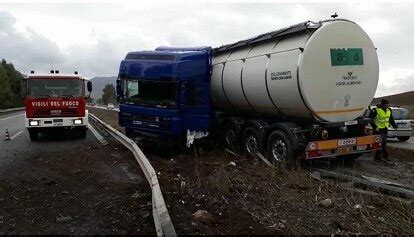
top-left (25, 114), bottom-right (88, 128)
top-left (304, 135), bottom-right (382, 159)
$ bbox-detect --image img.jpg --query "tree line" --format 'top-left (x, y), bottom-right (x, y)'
top-left (0, 59), bottom-right (24, 109)
top-left (97, 84), bottom-right (117, 105)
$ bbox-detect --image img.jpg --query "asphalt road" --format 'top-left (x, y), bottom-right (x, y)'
top-left (0, 111), bottom-right (97, 173)
top-left (0, 111), bottom-right (153, 234)
top-left (388, 136), bottom-right (414, 149)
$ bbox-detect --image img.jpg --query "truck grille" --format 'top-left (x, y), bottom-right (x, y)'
top-left (33, 108), bottom-right (79, 117)
top-left (124, 114), bottom-right (171, 131)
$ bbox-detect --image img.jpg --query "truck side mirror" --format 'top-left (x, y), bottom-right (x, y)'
top-left (116, 79), bottom-right (122, 102)
top-left (87, 81), bottom-right (93, 92)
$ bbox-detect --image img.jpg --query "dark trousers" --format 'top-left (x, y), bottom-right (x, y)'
top-left (375, 128), bottom-right (389, 160)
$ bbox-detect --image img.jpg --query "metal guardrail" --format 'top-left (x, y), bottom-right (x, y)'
top-left (89, 114), bottom-right (176, 236)
top-left (87, 105), bottom-right (119, 112)
top-left (0, 107), bottom-right (25, 113)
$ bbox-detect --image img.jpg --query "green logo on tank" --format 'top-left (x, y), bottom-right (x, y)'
top-left (330, 48), bottom-right (363, 66)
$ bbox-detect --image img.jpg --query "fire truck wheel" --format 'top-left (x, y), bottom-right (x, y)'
top-left (79, 128), bottom-right (87, 138)
top-left (28, 129), bottom-right (38, 141)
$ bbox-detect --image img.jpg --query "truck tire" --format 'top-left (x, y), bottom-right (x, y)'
top-left (397, 136), bottom-right (410, 142)
top-left (222, 123), bottom-right (241, 153)
top-left (266, 130), bottom-right (296, 168)
top-left (242, 127), bottom-right (262, 156)
top-left (125, 127), bottom-right (134, 138)
top-left (79, 128), bottom-right (87, 138)
top-left (28, 129), bottom-right (38, 141)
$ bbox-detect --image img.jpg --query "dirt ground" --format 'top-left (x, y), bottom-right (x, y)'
top-left (88, 107), bottom-right (414, 235)
top-left (0, 132), bottom-right (154, 235)
top-left (151, 150), bottom-right (413, 234)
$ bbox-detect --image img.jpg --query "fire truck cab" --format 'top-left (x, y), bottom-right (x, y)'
top-left (24, 70), bottom-right (92, 140)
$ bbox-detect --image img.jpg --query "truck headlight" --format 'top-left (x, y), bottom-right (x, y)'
top-left (73, 119), bottom-right (82, 125)
top-left (29, 120), bottom-right (39, 126)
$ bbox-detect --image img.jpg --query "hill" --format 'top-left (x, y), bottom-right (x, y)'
top-left (372, 91), bottom-right (414, 106)
top-left (0, 59), bottom-right (25, 109)
top-left (89, 76), bottom-right (117, 100)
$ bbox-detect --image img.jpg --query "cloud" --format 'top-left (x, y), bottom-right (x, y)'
top-left (376, 68), bottom-right (414, 97)
top-left (0, 11), bottom-right (63, 72)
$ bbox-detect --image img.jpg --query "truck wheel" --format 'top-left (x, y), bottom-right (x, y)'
top-left (397, 136), bottom-right (410, 142)
top-left (266, 130), bottom-right (295, 168)
top-left (125, 127), bottom-right (135, 138)
top-left (28, 129), bottom-right (38, 141)
top-left (79, 128), bottom-right (87, 138)
top-left (223, 123), bottom-right (240, 153)
top-left (242, 127), bottom-right (262, 156)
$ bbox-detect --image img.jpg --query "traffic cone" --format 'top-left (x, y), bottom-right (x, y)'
top-left (5, 129), bottom-right (10, 141)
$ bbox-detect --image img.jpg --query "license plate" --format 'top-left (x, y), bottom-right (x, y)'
top-left (54, 122), bottom-right (63, 126)
top-left (337, 147), bottom-right (354, 154)
top-left (338, 138), bottom-right (357, 147)
top-left (397, 123), bottom-right (408, 128)
top-left (345, 120), bottom-right (358, 126)
top-left (357, 145), bottom-right (367, 151)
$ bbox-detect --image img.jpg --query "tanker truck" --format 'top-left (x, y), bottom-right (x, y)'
top-left (116, 18), bottom-right (382, 165)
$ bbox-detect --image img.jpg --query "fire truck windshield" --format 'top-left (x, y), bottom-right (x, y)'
top-left (28, 79), bottom-right (83, 98)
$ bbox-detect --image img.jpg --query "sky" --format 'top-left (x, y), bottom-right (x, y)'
top-left (0, 0), bottom-right (414, 97)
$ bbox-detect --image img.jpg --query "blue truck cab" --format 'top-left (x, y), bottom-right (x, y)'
top-left (116, 47), bottom-right (212, 145)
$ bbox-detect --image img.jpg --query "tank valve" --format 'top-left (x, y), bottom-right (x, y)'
top-left (331, 12), bottom-right (338, 19)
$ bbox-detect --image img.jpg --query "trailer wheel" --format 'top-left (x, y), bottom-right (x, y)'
top-left (266, 130), bottom-right (295, 168)
top-left (397, 136), bottom-right (410, 142)
top-left (28, 129), bottom-right (38, 141)
top-left (223, 123), bottom-right (240, 153)
top-left (242, 127), bottom-right (262, 155)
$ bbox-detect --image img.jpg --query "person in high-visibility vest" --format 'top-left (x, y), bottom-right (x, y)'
top-left (370, 99), bottom-right (397, 161)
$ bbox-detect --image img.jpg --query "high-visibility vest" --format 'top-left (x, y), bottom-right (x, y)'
top-left (374, 108), bottom-right (391, 129)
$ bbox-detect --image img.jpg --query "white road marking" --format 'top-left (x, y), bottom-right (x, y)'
top-left (10, 130), bottom-right (23, 140)
top-left (0, 113), bottom-right (25, 121)
top-left (88, 124), bottom-right (108, 146)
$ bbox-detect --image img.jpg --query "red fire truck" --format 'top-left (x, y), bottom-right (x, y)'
top-left (24, 70), bottom-right (92, 140)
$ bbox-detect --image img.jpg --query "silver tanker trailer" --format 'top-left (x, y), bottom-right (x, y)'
top-left (211, 19), bottom-right (381, 165)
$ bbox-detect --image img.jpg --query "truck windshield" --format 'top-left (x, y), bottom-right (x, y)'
top-left (123, 79), bottom-right (178, 107)
top-left (28, 79), bottom-right (83, 97)
top-left (391, 108), bottom-right (409, 120)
